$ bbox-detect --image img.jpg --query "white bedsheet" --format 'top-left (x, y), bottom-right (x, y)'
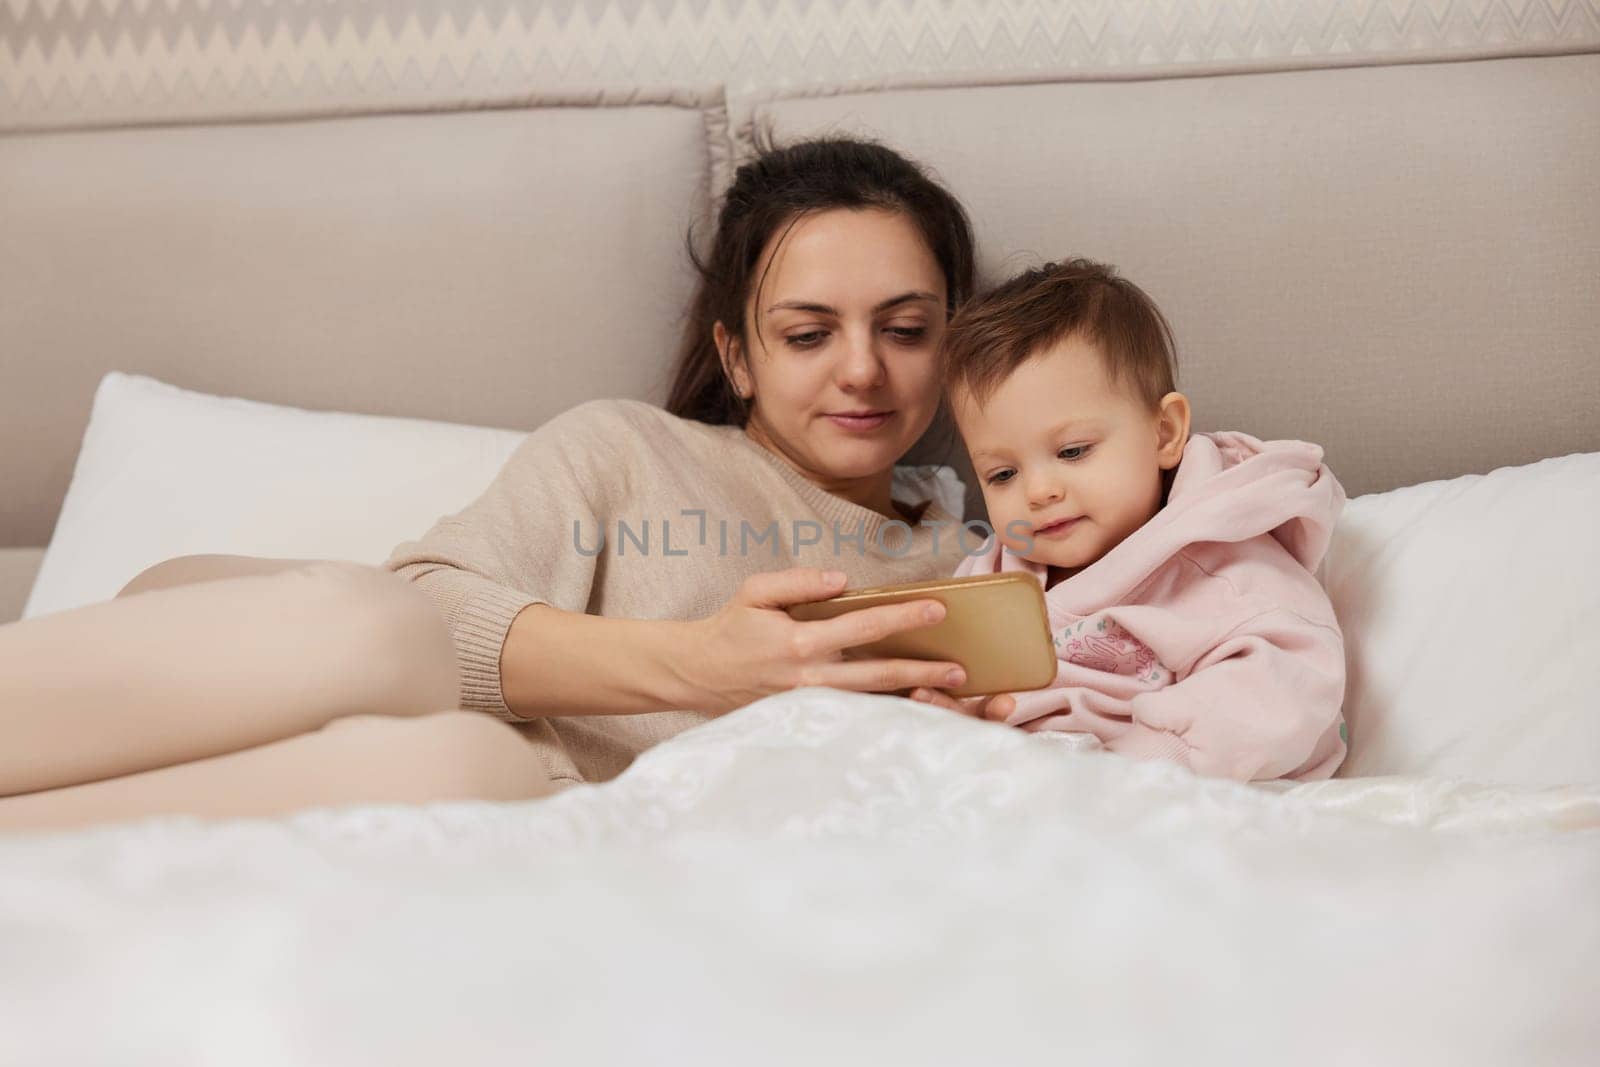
top-left (2, 688), bottom-right (1597, 1065)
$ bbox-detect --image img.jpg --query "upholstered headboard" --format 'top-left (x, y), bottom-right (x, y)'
top-left (4, 1), bottom-right (1598, 549)
top-left (743, 53), bottom-right (1600, 501)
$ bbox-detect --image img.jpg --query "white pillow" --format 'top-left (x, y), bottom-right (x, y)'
top-left (24, 373), bottom-right (970, 621)
top-left (23, 373), bottom-right (528, 619)
top-left (1323, 451), bottom-right (1600, 787)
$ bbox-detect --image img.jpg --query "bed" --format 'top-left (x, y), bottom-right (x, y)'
top-left (2, 688), bottom-right (1595, 1063)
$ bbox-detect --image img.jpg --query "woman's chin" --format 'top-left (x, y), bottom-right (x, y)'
top-left (815, 438), bottom-right (914, 479)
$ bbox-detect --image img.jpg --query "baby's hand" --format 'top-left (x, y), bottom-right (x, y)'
top-left (907, 688), bottom-right (1017, 723)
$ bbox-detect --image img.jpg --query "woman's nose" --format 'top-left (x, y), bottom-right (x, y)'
top-left (835, 330), bottom-right (887, 391)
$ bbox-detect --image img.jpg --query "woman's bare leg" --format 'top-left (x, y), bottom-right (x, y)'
top-left (0, 557), bottom-right (460, 796)
top-left (113, 553), bottom-right (329, 598)
top-left (0, 710), bottom-right (562, 833)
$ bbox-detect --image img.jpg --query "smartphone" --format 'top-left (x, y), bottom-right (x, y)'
top-left (785, 572), bottom-right (1057, 697)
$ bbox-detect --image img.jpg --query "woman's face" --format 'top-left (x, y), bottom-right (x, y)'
top-left (718, 208), bottom-right (947, 498)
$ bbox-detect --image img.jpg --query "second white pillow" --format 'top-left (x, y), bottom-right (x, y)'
top-left (1322, 451), bottom-right (1600, 787)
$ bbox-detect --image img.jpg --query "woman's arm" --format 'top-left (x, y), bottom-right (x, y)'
top-left (500, 568), bottom-right (970, 719)
top-left (389, 403), bottom-right (968, 720)
top-left (499, 604), bottom-right (699, 717)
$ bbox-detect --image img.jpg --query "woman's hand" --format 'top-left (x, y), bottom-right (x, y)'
top-left (906, 687), bottom-right (1017, 723)
top-left (677, 568), bottom-right (970, 714)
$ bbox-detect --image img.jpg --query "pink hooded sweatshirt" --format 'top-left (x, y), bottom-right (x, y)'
top-left (954, 432), bottom-right (1349, 782)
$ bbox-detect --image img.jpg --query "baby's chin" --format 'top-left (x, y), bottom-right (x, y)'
top-left (1000, 541), bottom-right (1095, 572)
top-left (1026, 552), bottom-right (1101, 574)
top-left (998, 528), bottom-right (1115, 574)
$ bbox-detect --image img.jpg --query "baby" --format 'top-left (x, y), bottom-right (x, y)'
top-left (912, 259), bottom-right (1348, 782)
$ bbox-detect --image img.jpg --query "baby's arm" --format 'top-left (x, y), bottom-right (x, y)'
top-left (1108, 609), bottom-right (1346, 781)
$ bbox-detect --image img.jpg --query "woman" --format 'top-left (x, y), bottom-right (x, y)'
top-left (0, 137), bottom-right (978, 830)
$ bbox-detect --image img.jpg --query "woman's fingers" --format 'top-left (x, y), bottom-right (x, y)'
top-left (800, 598), bottom-right (946, 658)
top-left (738, 567), bottom-right (847, 609)
top-left (709, 570), bottom-right (1001, 710)
top-left (915, 687), bottom-right (1011, 723)
top-left (907, 688), bottom-right (972, 714)
top-left (818, 658), bottom-right (967, 695)
top-left (909, 689), bottom-right (1018, 722)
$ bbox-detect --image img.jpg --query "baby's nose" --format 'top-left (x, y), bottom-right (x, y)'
top-left (1026, 477), bottom-right (1064, 506)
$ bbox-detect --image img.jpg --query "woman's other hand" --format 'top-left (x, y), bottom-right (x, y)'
top-left (680, 568), bottom-right (969, 714)
top-left (906, 687), bottom-right (1016, 722)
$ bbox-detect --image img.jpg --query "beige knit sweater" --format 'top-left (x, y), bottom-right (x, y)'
top-left (385, 398), bottom-right (970, 785)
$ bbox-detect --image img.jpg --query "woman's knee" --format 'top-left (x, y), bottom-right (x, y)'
top-left (117, 553), bottom-right (316, 598)
top-left (293, 562), bottom-right (461, 716)
top-left (323, 711), bottom-right (560, 804)
top-left (115, 557), bottom-right (460, 719)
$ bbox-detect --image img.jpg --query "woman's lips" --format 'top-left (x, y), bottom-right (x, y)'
top-left (825, 411), bottom-right (894, 432)
top-left (1033, 516), bottom-right (1082, 539)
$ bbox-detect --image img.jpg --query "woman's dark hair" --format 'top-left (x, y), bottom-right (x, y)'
top-left (665, 135), bottom-right (977, 426)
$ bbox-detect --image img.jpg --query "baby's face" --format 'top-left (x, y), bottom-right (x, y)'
top-left (953, 334), bottom-right (1184, 579)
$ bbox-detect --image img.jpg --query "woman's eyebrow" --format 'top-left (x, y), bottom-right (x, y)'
top-left (766, 290), bottom-right (942, 315)
top-left (872, 290), bottom-right (941, 313)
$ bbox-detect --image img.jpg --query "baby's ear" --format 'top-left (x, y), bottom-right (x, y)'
top-left (1155, 392), bottom-right (1192, 469)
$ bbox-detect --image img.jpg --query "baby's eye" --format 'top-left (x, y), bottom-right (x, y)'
top-left (985, 469), bottom-right (1016, 486)
top-left (786, 330), bottom-right (828, 349)
top-left (1058, 445), bottom-right (1092, 461)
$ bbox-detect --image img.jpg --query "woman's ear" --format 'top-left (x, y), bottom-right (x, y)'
top-left (713, 321), bottom-right (753, 399)
top-left (1154, 392), bottom-right (1192, 470)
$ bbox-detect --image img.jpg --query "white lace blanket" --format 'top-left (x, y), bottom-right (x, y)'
top-left (2, 689), bottom-right (1596, 1065)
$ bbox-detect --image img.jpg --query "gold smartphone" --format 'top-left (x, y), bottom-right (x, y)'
top-left (785, 572), bottom-right (1057, 697)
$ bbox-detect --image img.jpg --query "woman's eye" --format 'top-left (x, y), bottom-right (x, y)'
top-left (786, 330), bottom-right (828, 349)
top-left (1058, 445), bottom-right (1091, 461)
top-left (986, 470), bottom-right (1016, 486)
top-left (885, 326), bottom-right (927, 343)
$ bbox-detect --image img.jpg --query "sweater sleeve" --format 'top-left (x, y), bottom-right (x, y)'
top-left (1108, 610), bottom-right (1348, 782)
top-left (384, 403), bottom-right (621, 720)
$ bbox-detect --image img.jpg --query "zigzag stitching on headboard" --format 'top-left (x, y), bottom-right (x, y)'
top-left (4, 0), bottom-right (1598, 129)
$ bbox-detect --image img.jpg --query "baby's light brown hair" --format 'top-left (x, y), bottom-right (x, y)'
top-left (941, 258), bottom-right (1179, 411)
